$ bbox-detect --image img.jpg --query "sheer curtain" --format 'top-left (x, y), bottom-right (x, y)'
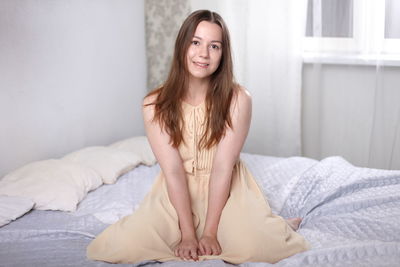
top-left (145, 1), bottom-right (400, 169)
top-left (190, 0), bottom-right (308, 157)
top-left (302, 0), bottom-right (400, 169)
top-left (189, 0), bottom-right (400, 168)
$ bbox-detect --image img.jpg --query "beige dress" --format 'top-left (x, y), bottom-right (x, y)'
top-left (87, 101), bottom-right (309, 264)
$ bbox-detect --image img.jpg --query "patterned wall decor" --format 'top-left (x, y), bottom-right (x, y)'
top-left (145, 0), bottom-right (190, 90)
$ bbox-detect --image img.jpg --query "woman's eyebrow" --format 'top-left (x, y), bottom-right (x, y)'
top-left (193, 36), bottom-right (222, 44)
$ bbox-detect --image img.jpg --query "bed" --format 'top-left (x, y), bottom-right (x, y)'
top-left (1, 136), bottom-right (400, 267)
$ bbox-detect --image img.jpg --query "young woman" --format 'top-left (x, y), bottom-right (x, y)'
top-left (87, 10), bottom-right (309, 264)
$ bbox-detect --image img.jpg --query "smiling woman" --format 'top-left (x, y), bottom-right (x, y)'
top-left (86, 10), bottom-right (309, 264)
top-left (186, 21), bottom-right (223, 84)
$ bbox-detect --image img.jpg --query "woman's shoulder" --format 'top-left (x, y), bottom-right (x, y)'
top-left (143, 86), bottom-right (165, 114)
top-left (233, 84), bottom-right (252, 107)
top-left (143, 88), bottom-right (161, 106)
top-left (143, 93), bottom-right (157, 107)
top-left (142, 89), bottom-right (162, 120)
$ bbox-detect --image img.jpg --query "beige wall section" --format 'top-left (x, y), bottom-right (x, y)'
top-left (302, 64), bottom-right (400, 170)
top-left (145, 0), bottom-right (190, 90)
top-left (0, 0), bottom-right (147, 177)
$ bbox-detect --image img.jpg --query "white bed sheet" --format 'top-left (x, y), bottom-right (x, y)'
top-left (1, 153), bottom-right (399, 267)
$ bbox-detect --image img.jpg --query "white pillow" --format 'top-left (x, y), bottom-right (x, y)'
top-left (0, 159), bottom-right (102, 212)
top-left (0, 195), bottom-right (34, 227)
top-left (109, 136), bottom-right (157, 166)
top-left (62, 146), bottom-right (141, 184)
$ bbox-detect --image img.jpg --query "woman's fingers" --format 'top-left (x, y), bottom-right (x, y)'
top-left (198, 242), bottom-right (205, 256)
top-left (211, 245), bottom-right (217, 255)
top-left (204, 245), bottom-right (212, 255)
top-left (183, 247), bottom-right (191, 260)
top-left (190, 248), bottom-right (198, 261)
top-left (198, 236), bottom-right (222, 256)
top-left (174, 245), bottom-right (184, 260)
top-left (175, 244), bottom-right (200, 261)
top-left (213, 244), bottom-right (221, 255)
top-left (179, 248), bottom-right (185, 260)
top-left (199, 243), bottom-right (205, 256)
top-left (175, 238), bottom-right (222, 260)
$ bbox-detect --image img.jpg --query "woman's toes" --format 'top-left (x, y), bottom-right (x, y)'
top-left (287, 217), bottom-right (302, 231)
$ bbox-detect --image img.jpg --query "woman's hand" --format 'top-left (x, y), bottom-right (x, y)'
top-left (174, 238), bottom-right (199, 261)
top-left (198, 234), bottom-right (222, 256)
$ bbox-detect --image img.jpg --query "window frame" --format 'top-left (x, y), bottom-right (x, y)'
top-left (303, 0), bottom-right (400, 66)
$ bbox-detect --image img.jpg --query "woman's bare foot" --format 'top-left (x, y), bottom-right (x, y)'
top-left (286, 217), bottom-right (302, 231)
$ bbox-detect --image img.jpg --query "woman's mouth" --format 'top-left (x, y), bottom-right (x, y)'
top-left (194, 62), bottom-right (209, 68)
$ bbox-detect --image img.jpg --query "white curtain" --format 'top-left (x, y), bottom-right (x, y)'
top-left (302, 0), bottom-right (400, 170)
top-left (146, 0), bottom-right (400, 169)
top-left (190, 0), bottom-right (308, 157)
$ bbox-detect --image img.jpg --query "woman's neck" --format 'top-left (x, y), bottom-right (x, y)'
top-left (184, 77), bottom-right (209, 105)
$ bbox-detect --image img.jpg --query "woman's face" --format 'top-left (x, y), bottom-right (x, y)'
top-left (186, 21), bottom-right (223, 82)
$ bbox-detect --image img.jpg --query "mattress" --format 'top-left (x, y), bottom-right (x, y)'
top-left (0, 153), bottom-right (399, 267)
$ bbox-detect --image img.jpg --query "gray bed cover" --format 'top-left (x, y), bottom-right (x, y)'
top-left (1, 154), bottom-right (399, 267)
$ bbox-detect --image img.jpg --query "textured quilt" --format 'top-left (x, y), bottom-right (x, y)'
top-left (0, 154), bottom-right (399, 267)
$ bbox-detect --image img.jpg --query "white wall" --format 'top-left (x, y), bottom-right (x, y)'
top-left (0, 0), bottom-right (147, 177)
top-left (302, 64), bottom-right (400, 170)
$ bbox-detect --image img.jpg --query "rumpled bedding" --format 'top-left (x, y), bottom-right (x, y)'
top-left (0, 154), bottom-right (399, 267)
top-left (278, 156), bottom-right (400, 267)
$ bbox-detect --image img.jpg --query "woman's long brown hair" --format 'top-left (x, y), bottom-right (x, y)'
top-left (145, 10), bottom-right (236, 149)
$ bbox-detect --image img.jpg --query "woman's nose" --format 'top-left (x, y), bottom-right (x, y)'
top-left (199, 44), bottom-right (209, 58)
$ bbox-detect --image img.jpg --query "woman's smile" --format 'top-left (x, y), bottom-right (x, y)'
top-left (193, 61), bottom-right (210, 68)
top-left (186, 21), bottom-right (222, 81)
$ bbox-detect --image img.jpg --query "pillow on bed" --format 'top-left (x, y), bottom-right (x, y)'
top-left (109, 136), bottom-right (157, 166)
top-left (0, 195), bottom-right (34, 227)
top-left (62, 146), bottom-right (141, 184)
top-left (0, 159), bottom-right (102, 212)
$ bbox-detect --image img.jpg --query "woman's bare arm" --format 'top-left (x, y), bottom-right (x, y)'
top-left (199, 88), bottom-right (252, 255)
top-left (142, 95), bottom-right (198, 261)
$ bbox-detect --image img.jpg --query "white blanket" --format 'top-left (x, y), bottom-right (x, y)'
top-left (1, 154), bottom-right (399, 267)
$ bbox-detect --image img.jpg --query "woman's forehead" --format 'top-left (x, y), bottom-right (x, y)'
top-left (192, 21), bottom-right (222, 42)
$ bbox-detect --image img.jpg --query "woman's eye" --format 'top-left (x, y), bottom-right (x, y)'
top-left (192, 40), bottom-right (200, 45)
top-left (210, 44), bottom-right (220, 50)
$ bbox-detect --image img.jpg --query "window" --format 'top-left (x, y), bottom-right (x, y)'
top-left (384, 0), bottom-right (400, 55)
top-left (385, 0), bottom-right (400, 39)
top-left (306, 0), bottom-right (353, 38)
top-left (304, 0), bottom-right (400, 65)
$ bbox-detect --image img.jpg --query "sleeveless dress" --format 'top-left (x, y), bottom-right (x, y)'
top-left (87, 101), bottom-right (309, 264)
